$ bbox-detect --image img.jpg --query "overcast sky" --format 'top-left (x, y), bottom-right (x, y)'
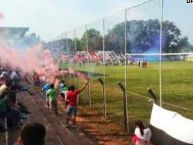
top-left (0, 0), bottom-right (192, 43)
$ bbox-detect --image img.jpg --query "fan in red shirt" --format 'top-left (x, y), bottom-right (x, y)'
top-left (65, 81), bottom-right (89, 127)
top-left (67, 90), bottom-right (80, 107)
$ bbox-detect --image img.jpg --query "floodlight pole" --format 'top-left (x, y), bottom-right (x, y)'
top-left (118, 82), bottom-right (129, 132)
top-left (98, 78), bottom-right (106, 118)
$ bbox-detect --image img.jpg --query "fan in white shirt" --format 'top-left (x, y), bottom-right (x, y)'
top-left (132, 120), bottom-right (152, 145)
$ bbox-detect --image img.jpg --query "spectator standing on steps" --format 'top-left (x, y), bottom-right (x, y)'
top-left (66, 81), bottom-right (89, 127)
top-left (59, 80), bottom-right (68, 101)
top-left (46, 84), bottom-right (58, 115)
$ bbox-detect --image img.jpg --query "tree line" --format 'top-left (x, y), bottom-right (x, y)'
top-left (48, 19), bottom-right (193, 54)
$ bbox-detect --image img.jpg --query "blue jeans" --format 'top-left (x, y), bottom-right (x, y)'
top-left (66, 105), bottom-right (77, 116)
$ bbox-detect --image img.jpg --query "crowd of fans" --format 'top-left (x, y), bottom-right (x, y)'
top-left (0, 63), bottom-right (151, 145)
top-left (66, 51), bottom-right (134, 65)
top-left (0, 65), bottom-right (31, 130)
top-left (41, 78), bottom-right (89, 128)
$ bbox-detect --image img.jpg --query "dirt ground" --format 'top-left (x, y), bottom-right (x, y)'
top-left (76, 109), bottom-right (131, 145)
top-left (57, 98), bottom-right (131, 145)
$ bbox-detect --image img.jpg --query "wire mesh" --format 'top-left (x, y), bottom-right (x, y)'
top-left (48, 0), bottom-right (193, 132)
top-left (161, 0), bottom-right (193, 118)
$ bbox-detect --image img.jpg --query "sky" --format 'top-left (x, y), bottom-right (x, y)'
top-left (0, 0), bottom-right (192, 43)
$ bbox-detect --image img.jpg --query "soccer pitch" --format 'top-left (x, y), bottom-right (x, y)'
top-left (62, 61), bottom-right (193, 126)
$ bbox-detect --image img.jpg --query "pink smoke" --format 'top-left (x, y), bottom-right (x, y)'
top-left (0, 37), bottom-right (89, 83)
top-left (0, 12), bottom-right (4, 26)
top-left (0, 12), bottom-right (4, 19)
top-left (0, 40), bottom-right (59, 79)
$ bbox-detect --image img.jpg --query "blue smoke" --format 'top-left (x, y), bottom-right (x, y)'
top-left (132, 35), bottom-right (166, 62)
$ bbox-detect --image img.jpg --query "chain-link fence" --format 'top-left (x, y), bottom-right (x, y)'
top-left (47, 0), bottom-right (193, 132)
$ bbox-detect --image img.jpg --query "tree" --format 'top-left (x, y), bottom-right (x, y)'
top-left (178, 37), bottom-right (193, 52)
top-left (58, 38), bottom-right (75, 54)
top-left (75, 38), bottom-right (83, 51)
top-left (105, 19), bottom-right (193, 53)
top-left (105, 24), bottom-right (126, 53)
top-left (80, 29), bottom-right (103, 51)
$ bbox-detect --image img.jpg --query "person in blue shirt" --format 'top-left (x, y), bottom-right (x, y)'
top-left (41, 83), bottom-right (51, 92)
top-left (59, 80), bottom-right (68, 100)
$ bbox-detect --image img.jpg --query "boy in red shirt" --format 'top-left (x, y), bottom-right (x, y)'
top-left (65, 81), bottom-right (89, 127)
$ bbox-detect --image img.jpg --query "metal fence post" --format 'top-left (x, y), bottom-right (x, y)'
top-left (102, 18), bottom-right (107, 118)
top-left (85, 24), bottom-right (91, 109)
top-left (159, 0), bottom-right (163, 107)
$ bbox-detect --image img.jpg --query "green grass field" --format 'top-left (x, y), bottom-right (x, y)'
top-left (61, 61), bottom-right (193, 131)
